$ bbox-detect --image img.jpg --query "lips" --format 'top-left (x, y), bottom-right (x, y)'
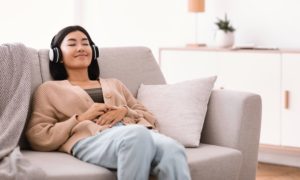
top-left (75, 53), bottom-right (88, 58)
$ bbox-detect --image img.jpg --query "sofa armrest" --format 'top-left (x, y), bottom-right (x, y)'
top-left (201, 89), bottom-right (262, 180)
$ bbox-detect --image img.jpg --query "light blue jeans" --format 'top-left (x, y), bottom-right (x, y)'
top-left (72, 123), bottom-right (191, 180)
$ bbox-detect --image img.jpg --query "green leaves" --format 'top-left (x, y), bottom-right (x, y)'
top-left (215, 14), bottom-right (235, 33)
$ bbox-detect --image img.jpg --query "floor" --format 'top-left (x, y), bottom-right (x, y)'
top-left (256, 163), bottom-right (300, 180)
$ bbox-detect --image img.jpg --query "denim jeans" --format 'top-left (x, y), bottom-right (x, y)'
top-left (72, 123), bottom-right (191, 180)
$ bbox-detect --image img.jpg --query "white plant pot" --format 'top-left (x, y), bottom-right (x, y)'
top-left (215, 30), bottom-right (235, 48)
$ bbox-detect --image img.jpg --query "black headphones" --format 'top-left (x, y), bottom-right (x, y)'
top-left (49, 41), bottom-right (99, 63)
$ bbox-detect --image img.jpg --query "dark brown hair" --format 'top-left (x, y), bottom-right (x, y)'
top-left (49, 25), bottom-right (100, 80)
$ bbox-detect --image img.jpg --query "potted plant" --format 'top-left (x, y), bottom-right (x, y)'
top-left (214, 14), bottom-right (235, 48)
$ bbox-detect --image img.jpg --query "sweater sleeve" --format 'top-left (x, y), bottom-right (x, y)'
top-left (26, 84), bottom-right (79, 151)
top-left (117, 80), bottom-right (158, 128)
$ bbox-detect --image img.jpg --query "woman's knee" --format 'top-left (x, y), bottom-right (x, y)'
top-left (120, 125), bottom-right (154, 147)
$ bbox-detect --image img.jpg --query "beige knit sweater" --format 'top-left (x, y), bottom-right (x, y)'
top-left (26, 78), bottom-right (157, 154)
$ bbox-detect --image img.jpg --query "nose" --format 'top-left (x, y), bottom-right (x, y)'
top-left (77, 44), bottom-right (85, 52)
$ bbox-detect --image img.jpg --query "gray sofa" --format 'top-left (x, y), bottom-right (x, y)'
top-left (18, 46), bottom-right (261, 180)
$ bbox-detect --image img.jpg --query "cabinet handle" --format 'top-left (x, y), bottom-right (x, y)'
top-left (284, 90), bottom-right (289, 109)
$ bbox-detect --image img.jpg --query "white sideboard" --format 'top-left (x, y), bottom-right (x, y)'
top-left (281, 54), bottom-right (300, 148)
top-left (159, 47), bottom-right (300, 149)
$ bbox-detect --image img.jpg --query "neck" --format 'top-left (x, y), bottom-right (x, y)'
top-left (67, 69), bottom-right (90, 82)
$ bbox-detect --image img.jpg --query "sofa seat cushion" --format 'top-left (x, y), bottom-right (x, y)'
top-left (22, 144), bottom-right (241, 180)
top-left (22, 151), bottom-right (116, 180)
top-left (186, 144), bottom-right (242, 180)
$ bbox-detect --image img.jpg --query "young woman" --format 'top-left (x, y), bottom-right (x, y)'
top-left (26, 25), bottom-right (191, 180)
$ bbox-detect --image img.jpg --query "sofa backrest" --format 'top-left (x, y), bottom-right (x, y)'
top-left (20, 46), bottom-right (166, 149)
top-left (38, 47), bottom-right (166, 97)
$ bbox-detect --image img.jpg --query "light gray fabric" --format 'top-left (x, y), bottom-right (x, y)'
top-left (23, 144), bottom-right (242, 180)
top-left (19, 47), bottom-right (40, 150)
top-left (22, 151), bottom-right (116, 180)
top-left (38, 49), bottom-right (52, 82)
top-left (98, 47), bottom-right (166, 96)
top-left (7, 46), bottom-right (261, 180)
top-left (0, 147), bottom-right (45, 180)
top-left (137, 76), bottom-right (217, 147)
top-left (186, 144), bottom-right (242, 180)
top-left (0, 43), bottom-right (45, 180)
top-left (202, 90), bottom-right (262, 180)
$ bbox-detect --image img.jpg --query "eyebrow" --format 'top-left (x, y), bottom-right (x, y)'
top-left (67, 38), bottom-right (89, 42)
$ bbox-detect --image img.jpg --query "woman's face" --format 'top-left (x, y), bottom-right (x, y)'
top-left (60, 30), bottom-right (93, 70)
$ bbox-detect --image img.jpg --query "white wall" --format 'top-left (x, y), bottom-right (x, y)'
top-left (80, 0), bottom-right (193, 57)
top-left (0, 0), bottom-right (76, 49)
top-left (79, 0), bottom-right (300, 59)
top-left (211, 0), bottom-right (300, 48)
top-left (1, 0), bottom-right (300, 52)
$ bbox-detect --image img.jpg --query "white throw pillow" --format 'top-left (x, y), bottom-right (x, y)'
top-left (137, 76), bottom-right (217, 147)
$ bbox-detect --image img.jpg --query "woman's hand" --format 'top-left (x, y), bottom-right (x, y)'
top-left (77, 103), bottom-right (111, 122)
top-left (96, 106), bottom-right (128, 127)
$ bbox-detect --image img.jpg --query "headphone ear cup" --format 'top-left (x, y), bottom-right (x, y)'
top-left (92, 44), bottom-right (99, 60)
top-left (49, 47), bottom-right (60, 63)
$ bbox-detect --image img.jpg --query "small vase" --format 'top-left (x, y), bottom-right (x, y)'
top-left (215, 30), bottom-right (235, 48)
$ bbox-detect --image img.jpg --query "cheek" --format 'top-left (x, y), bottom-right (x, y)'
top-left (61, 46), bottom-right (71, 53)
top-left (61, 48), bottom-right (74, 60)
top-left (86, 47), bottom-right (93, 55)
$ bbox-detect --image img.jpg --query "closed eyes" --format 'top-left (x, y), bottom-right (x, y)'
top-left (67, 43), bottom-right (89, 46)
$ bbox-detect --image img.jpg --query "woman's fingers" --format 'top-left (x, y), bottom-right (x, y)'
top-left (97, 112), bottom-right (113, 125)
top-left (95, 107), bottom-right (126, 126)
top-left (95, 103), bottom-right (114, 111)
top-left (108, 117), bottom-right (122, 127)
